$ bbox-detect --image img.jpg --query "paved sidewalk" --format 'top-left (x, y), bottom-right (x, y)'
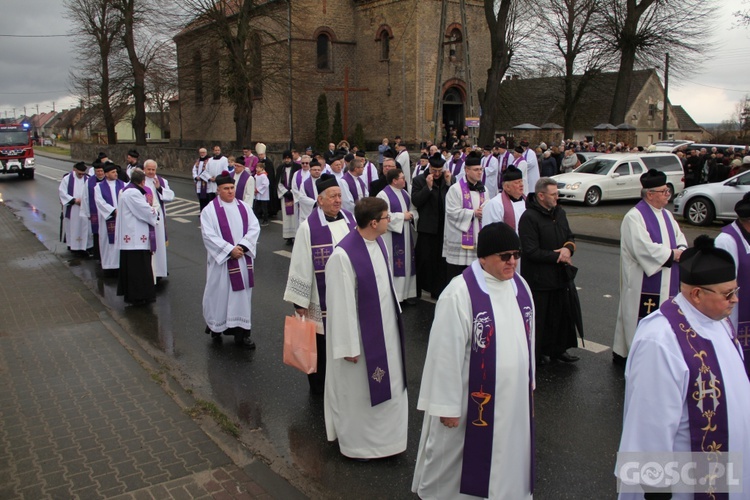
top-left (0, 203), bottom-right (306, 499)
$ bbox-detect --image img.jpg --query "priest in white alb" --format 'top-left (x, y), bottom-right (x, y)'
top-left (443, 151), bottom-right (486, 283)
top-left (59, 161), bottom-right (92, 253)
top-left (94, 162), bottom-right (125, 271)
top-left (376, 168), bottom-right (418, 303)
top-left (616, 236), bottom-right (750, 499)
top-left (413, 222), bottom-right (535, 500)
top-left (295, 159), bottom-right (323, 223)
top-left (482, 165), bottom-right (526, 231)
top-left (283, 174), bottom-right (356, 394)
top-left (276, 150), bottom-right (299, 245)
top-left (143, 159), bottom-right (175, 281)
top-left (324, 197), bottom-right (408, 459)
top-left (613, 169), bottom-right (687, 364)
top-left (201, 171), bottom-right (260, 349)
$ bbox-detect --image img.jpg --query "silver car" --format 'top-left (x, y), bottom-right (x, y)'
top-left (672, 170), bottom-right (750, 226)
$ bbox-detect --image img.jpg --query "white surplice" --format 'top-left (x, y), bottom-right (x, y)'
top-left (482, 191), bottom-right (526, 230)
top-left (94, 180), bottom-right (122, 270)
top-left (613, 203), bottom-right (687, 358)
top-left (200, 198), bottom-right (260, 333)
top-left (295, 178), bottom-right (319, 224)
top-left (206, 156), bottom-right (228, 194)
top-left (59, 172), bottom-right (92, 251)
top-left (277, 165), bottom-right (298, 238)
top-left (144, 175), bottom-right (175, 278)
top-left (443, 182), bottom-right (483, 266)
top-left (79, 178), bottom-right (101, 237)
top-left (233, 171), bottom-right (255, 206)
top-left (324, 238), bottom-right (408, 458)
top-left (481, 154), bottom-right (499, 199)
top-left (616, 293), bottom-right (750, 500)
top-left (340, 173), bottom-right (367, 214)
top-left (291, 169), bottom-right (312, 222)
top-left (523, 149), bottom-right (539, 192)
top-left (376, 188), bottom-right (418, 302)
top-left (283, 208), bottom-right (353, 333)
top-left (116, 186), bottom-right (158, 251)
top-left (413, 262), bottom-right (534, 500)
top-left (715, 221), bottom-right (750, 329)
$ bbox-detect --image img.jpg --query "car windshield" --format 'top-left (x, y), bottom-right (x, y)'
top-left (0, 131), bottom-right (30, 146)
top-left (575, 159), bottom-right (616, 175)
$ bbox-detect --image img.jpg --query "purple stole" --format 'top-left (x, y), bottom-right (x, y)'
top-left (500, 191), bottom-right (524, 231)
top-left (124, 183), bottom-right (156, 252)
top-left (364, 161), bottom-right (375, 185)
top-left (211, 197), bottom-right (254, 291)
top-left (336, 230), bottom-right (407, 406)
top-left (307, 209), bottom-right (356, 326)
top-left (661, 298), bottom-right (737, 499)
top-left (461, 266), bottom-right (534, 497)
top-left (635, 200), bottom-right (679, 322)
top-left (498, 152), bottom-right (510, 187)
top-left (459, 179), bottom-right (485, 249)
top-left (481, 155), bottom-right (490, 184)
top-left (450, 158), bottom-right (464, 177)
top-left (64, 172), bottom-right (87, 218)
top-left (87, 176), bottom-right (101, 232)
top-left (303, 176), bottom-right (316, 199)
top-left (294, 169), bottom-right (307, 190)
top-left (382, 186), bottom-right (415, 277)
top-left (235, 170), bottom-right (251, 200)
top-left (282, 167), bottom-right (295, 215)
top-left (343, 172), bottom-right (366, 202)
top-left (100, 180), bottom-right (125, 244)
top-left (196, 159), bottom-right (208, 198)
top-left (723, 223), bottom-right (750, 371)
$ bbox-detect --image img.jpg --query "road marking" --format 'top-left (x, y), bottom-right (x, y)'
top-left (578, 338), bottom-right (610, 354)
top-left (603, 294), bottom-right (613, 298)
top-left (274, 250), bottom-right (292, 258)
top-left (172, 217), bottom-right (192, 223)
top-left (167, 198), bottom-right (200, 217)
top-left (272, 220), bottom-right (283, 225)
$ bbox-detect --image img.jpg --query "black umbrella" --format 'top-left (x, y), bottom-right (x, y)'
top-left (564, 264), bottom-right (585, 346)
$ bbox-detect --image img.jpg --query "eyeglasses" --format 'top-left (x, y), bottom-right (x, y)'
top-left (301, 162), bottom-right (310, 164)
top-left (697, 286), bottom-right (740, 300)
top-left (495, 251), bottom-right (521, 262)
top-left (377, 215), bottom-right (392, 221)
top-left (650, 188), bottom-right (672, 195)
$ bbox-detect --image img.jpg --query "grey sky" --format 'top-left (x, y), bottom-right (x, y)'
top-left (1, 0), bottom-right (749, 124)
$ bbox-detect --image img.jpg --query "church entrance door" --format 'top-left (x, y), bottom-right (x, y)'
top-left (442, 86), bottom-right (465, 138)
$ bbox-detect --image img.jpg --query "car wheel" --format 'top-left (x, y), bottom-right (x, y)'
top-left (584, 186), bottom-right (601, 206)
top-left (684, 197), bottom-right (715, 226)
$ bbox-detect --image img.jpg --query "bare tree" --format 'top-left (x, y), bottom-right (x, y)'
top-left (478, 0), bottom-right (537, 145)
top-left (65, 0), bottom-right (125, 144)
top-left (539, 0), bottom-right (610, 138)
top-left (601, 0), bottom-right (717, 125)
top-left (172, 0), bottom-right (291, 146)
top-left (146, 46), bottom-right (178, 139)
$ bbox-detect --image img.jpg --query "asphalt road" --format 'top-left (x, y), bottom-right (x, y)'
top-left (1, 157), bottom-right (628, 499)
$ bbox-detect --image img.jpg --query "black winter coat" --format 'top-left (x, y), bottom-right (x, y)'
top-left (411, 172), bottom-right (451, 235)
top-left (519, 194), bottom-right (576, 291)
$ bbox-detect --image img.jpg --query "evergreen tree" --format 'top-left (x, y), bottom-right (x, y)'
top-left (315, 93), bottom-right (330, 153)
top-left (331, 101), bottom-right (343, 145)
top-left (353, 123), bottom-right (365, 151)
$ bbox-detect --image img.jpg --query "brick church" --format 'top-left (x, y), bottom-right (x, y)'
top-left (171, 0), bottom-right (491, 150)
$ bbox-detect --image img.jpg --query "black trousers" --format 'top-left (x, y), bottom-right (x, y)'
top-left (307, 331), bottom-right (326, 394)
top-left (532, 288), bottom-right (577, 357)
top-left (117, 250), bottom-right (155, 304)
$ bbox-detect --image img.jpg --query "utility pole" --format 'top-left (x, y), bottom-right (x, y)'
top-left (36, 104), bottom-right (39, 115)
top-left (52, 101), bottom-right (56, 112)
top-left (662, 52), bottom-right (669, 140)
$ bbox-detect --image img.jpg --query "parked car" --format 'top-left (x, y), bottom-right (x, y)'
top-left (576, 152), bottom-right (601, 165)
top-left (651, 140), bottom-right (693, 153)
top-left (42, 138), bottom-right (53, 146)
top-left (672, 170), bottom-right (750, 226)
top-left (553, 153), bottom-right (685, 206)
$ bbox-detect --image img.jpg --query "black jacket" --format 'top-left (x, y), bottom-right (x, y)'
top-left (276, 161), bottom-right (300, 200)
top-left (519, 194), bottom-right (576, 291)
top-left (411, 172), bottom-right (451, 235)
top-left (369, 177), bottom-right (388, 198)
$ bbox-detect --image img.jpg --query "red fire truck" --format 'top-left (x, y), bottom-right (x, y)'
top-left (0, 122), bottom-right (35, 179)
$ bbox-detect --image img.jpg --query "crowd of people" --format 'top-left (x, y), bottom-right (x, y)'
top-left (60, 136), bottom-right (750, 498)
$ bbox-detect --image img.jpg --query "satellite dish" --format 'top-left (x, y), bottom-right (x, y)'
top-left (657, 101), bottom-right (664, 111)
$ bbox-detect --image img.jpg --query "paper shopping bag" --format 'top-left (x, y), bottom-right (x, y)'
top-left (283, 315), bottom-right (318, 374)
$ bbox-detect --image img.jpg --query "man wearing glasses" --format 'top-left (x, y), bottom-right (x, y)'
top-left (613, 169), bottom-right (687, 365)
top-left (617, 236), bottom-right (749, 498)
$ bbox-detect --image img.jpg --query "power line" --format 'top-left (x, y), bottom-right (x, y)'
top-left (682, 79), bottom-right (750, 93)
top-left (0, 34), bottom-right (72, 38)
top-left (0, 90), bottom-right (68, 95)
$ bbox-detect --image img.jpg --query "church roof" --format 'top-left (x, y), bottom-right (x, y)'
top-left (495, 69), bottom-right (657, 132)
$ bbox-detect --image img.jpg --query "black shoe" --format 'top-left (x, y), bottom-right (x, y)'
top-left (612, 352), bottom-right (627, 367)
top-left (553, 351), bottom-right (580, 363)
top-left (235, 333), bottom-right (256, 350)
top-left (210, 331), bottom-right (222, 343)
top-left (536, 355), bottom-right (551, 366)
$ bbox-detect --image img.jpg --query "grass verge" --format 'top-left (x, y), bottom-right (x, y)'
top-left (185, 399), bottom-right (241, 438)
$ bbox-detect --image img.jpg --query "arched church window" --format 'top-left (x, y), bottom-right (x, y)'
top-left (446, 26), bottom-right (463, 63)
top-left (317, 33), bottom-right (332, 70)
top-left (376, 26), bottom-right (393, 61)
